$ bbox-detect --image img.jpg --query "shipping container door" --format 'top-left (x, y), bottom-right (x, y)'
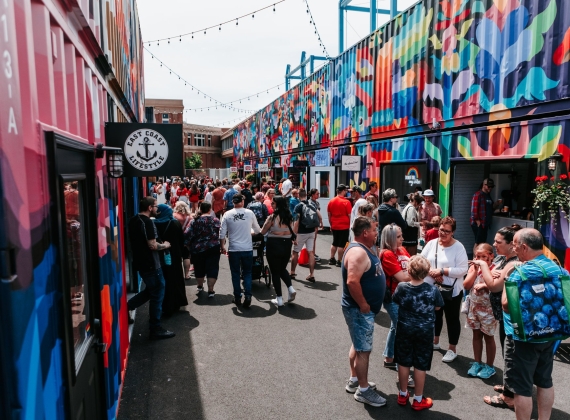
top-left (48, 133), bottom-right (105, 420)
top-left (450, 164), bottom-right (486, 257)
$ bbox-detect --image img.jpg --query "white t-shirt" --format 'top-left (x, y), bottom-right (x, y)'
top-left (220, 208), bottom-right (261, 252)
top-left (281, 179), bottom-right (292, 197)
top-left (350, 198), bottom-right (368, 228)
top-left (204, 191), bottom-right (213, 203)
top-left (420, 239), bottom-right (469, 297)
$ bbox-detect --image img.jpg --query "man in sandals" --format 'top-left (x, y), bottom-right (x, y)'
top-left (290, 189), bottom-right (319, 282)
top-left (342, 217), bottom-right (386, 407)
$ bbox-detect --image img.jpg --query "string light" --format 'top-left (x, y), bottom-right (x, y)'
top-left (302, 0), bottom-right (331, 59)
top-left (145, 0), bottom-right (285, 44)
top-left (145, 47), bottom-right (285, 113)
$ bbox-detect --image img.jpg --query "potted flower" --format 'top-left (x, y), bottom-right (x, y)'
top-left (531, 174), bottom-right (570, 228)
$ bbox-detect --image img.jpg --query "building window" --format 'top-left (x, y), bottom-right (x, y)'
top-left (187, 133), bottom-right (192, 145)
top-left (208, 135), bottom-right (211, 147)
top-left (145, 107), bottom-right (154, 123)
top-left (195, 133), bottom-right (205, 147)
top-left (162, 113), bottom-right (169, 123)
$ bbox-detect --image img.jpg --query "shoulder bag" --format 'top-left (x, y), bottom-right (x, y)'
top-left (434, 242), bottom-right (457, 301)
top-left (379, 249), bottom-right (393, 304)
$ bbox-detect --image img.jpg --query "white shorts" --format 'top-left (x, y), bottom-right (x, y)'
top-left (294, 232), bottom-right (316, 253)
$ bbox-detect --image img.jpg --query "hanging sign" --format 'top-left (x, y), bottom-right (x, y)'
top-left (244, 164), bottom-right (253, 171)
top-left (315, 149), bottom-right (329, 167)
top-left (105, 123), bottom-right (183, 177)
top-left (405, 166), bottom-right (422, 186)
top-left (258, 164), bottom-right (269, 172)
top-left (230, 166), bottom-right (237, 172)
top-left (341, 155), bottom-right (361, 171)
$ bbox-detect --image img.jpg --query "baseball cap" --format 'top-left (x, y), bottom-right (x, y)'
top-left (423, 189), bottom-right (435, 196)
top-left (484, 179), bottom-right (495, 188)
top-left (351, 185), bottom-right (364, 194)
top-left (337, 184), bottom-right (348, 191)
top-left (232, 194), bottom-right (244, 203)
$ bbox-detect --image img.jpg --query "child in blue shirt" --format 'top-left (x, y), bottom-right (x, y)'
top-left (393, 255), bottom-right (444, 411)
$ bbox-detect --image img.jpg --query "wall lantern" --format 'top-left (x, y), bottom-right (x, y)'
top-left (96, 143), bottom-right (124, 178)
top-left (548, 152), bottom-right (562, 173)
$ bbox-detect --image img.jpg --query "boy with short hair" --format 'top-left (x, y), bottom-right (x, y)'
top-left (393, 255), bottom-right (444, 410)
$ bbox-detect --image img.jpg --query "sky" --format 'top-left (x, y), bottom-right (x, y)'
top-left (137, 0), bottom-right (418, 129)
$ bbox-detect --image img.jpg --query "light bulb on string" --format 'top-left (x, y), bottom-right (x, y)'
top-left (273, 4), bottom-right (275, 12)
top-left (236, 18), bottom-right (238, 25)
top-left (252, 14), bottom-right (254, 18)
top-left (219, 25), bottom-right (221, 31)
top-left (168, 39), bottom-right (170, 43)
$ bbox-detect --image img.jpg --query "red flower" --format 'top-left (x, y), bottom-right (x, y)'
top-left (541, 176), bottom-right (549, 182)
top-left (561, 174), bottom-right (568, 180)
top-left (535, 176), bottom-right (541, 182)
top-left (551, 176), bottom-right (555, 181)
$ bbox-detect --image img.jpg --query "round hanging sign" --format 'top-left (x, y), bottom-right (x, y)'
top-left (124, 129), bottom-right (169, 171)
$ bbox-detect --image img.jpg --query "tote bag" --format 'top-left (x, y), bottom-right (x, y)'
top-left (505, 261), bottom-right (570, 342)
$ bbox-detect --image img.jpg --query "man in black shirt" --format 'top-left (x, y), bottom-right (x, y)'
top-left (378, 188), bottom-right (407, 233)
top-left (127, 196), bottom-right (175, 340)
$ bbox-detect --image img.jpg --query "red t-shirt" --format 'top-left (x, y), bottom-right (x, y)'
top-left (425, 228), bottom-right (439, 243)
top-left (189, 190), bottom-right (200, 203)
top-left (263, 198), bottom-right (274, 215)
top-left (380, 247), bottom-right (410, 294)
top-left (327, 196), bottom-right (352, 230)
top-left (211, 187), bottom-right (226, 213)
top-left (177, 187), bottom-right (188, 197)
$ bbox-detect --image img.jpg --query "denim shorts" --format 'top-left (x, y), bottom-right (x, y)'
top-left (342, 306), bottom-right (375, 352)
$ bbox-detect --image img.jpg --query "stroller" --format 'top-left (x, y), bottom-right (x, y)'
top-left (251, 233), bottom-right (271, 288)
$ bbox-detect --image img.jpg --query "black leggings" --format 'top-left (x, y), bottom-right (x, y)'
top-left (435, 291), bottom-right (463, 346)
top-left (266, 237), bottom-right (293, 297)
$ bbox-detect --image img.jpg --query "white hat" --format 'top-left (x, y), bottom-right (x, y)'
top-left (423, 189), bottom-right (435, 196)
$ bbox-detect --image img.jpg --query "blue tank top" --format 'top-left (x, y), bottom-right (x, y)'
top-left (341, 242), bottom-right (386, 314)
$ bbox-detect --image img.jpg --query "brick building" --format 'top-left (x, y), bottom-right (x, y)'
top-left (145, 98), bottom-right (227, 170)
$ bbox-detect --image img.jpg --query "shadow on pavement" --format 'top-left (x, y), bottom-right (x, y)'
top-left (192, 293), bottom-right (234, 306)
top-left (119, 304), bottom-right (203, 420)
top-left (231, 303), bottom-right (278, 318)
top-left (275, 302), bottom-right (317, 320)
top-left (425, 374), bottom-right (455, 401)
top-left (294, 277), bottom-right (338, 292)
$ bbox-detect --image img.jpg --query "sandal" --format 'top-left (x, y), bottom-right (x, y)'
top-left (306, 276), bottom-right (316, 283)
top-left (290, 273), bottom-right (297, 279)
top-left (493, 385), bottom-right (504, 393)
top-left (483, 395), bottom-right (514, 410)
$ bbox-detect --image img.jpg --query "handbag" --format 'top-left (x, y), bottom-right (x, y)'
top-left (434, 242), bottom-right (457, 301)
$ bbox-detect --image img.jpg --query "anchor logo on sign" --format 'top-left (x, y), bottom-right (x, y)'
top-left (137, 137), bottom-right (158, 162)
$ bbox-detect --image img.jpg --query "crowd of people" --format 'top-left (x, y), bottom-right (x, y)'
top-left (129, 174), bottom-right (567, 418)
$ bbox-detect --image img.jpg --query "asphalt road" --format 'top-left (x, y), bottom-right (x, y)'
top-left (119, 231), bottom-right (570, 420)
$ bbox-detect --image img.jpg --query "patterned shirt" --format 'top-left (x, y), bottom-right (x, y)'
top-left (470, 190), bottom-right (493, 227)
top-left (421, 202), bottom-right (442, 223)
top-left (184, 216), bottom-right (221, 254)
top-left (393, 282), bottom-right (444, 330)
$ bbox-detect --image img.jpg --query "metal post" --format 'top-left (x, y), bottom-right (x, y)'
top-left (339, 1), bottom-right (344, 54)
top-left (370, 0), bottom-right (376, 33)
top-left (390, 0), bottom-right (397, 18)
top-left (285, 64), bottom-right (291, 90)
top-left (300, 51), bottom-right (306, 80)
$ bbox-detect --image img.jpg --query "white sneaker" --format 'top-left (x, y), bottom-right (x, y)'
top-left (442, 350), bottom-right (457, 363)
top-left (288, 286), bottom-right (296, 302)
top-left (433, 343), bottom-right (440, 350)
top-left (271, 296), bottom-right (284, 307)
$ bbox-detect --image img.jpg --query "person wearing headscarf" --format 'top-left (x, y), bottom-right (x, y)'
top-left (154, 204), bottom-right (189, 316)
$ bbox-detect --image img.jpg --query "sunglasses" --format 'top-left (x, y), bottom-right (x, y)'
top-left (439, 228), bottom-right (452, 234)
top-left (484, 184), bottom-right (494, 188)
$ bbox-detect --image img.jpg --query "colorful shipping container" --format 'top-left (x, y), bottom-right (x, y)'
top-left (232, 0), bottom-right (570, 267)
top-left (0, 0), bottom-right (144, 418)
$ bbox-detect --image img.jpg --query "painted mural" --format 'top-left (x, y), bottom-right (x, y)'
top-left (233, 0), bottom-right (570, 155)
top-left (231, 0), bottom-right (570, 267)
top-left (0, 0), bottom-right (143, 419)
